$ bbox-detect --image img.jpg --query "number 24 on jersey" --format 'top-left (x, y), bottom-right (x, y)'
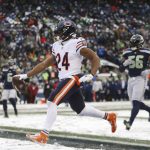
top-left (56, 52), bottom-right (70, 71)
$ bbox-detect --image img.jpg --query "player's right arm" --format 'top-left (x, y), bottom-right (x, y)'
top-left (119, 57), bottom-right (127, 72)
top-left (15, 55), bottom-right (56, 79)
top-left (119, 50), bottom-right (132, 72)
top-left (27, 55), bottom-right (56, 77)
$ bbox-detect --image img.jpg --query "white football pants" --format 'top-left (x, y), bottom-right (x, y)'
top-left (127, 76), bottom-right (147, 102)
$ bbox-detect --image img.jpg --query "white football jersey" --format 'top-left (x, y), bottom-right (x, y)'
top-left (52, 37), bottom-right (87, 79)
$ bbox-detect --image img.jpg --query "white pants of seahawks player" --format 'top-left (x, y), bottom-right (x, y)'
top-left (1, 89), bottom-right (16, 100)
top-left (127, 76), bottom-right (147, 101)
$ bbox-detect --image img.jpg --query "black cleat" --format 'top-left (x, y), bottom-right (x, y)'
top-left (124, 120), bottom-right (131, 130)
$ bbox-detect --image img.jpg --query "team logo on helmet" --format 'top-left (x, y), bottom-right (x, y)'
top-left (130, 34), bottom-right (144, 50)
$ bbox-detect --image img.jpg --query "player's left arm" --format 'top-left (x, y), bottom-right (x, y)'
top-left (119, 50), bottom-right (132, 72)
top-left (80, 47), bottom-right (100, 76)
top-left (119, 57), bottom-right (126, 72)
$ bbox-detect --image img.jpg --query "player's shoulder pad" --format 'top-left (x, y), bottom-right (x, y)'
top-left (76, 37), bottom-right (87, 51)
top-left (122, 48), bottom-right (132, 56)
top-left (76, 37), bottom-right (86, 42)
top-left (139, 48), bottom-right (150, 54)
top-left (52, 40), bottom-right (60, 47)
top-left (77, 37), bottom-right (85, 40)
top-left (2, 68), bottom-right (8, 72)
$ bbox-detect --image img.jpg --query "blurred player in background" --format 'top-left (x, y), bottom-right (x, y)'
top-left (15, 19), bottom-right (117, 144)
top-left (119, 34), bottom-right (150, 130)
top-left (1, 58), bottom-right (18, 118)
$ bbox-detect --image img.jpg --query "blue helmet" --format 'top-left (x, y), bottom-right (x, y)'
top-left (130, 34), bottom-right (144, 49)
top-left (54, 19), bottom-right (77, 41)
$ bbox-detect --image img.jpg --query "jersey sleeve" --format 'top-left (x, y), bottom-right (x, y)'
top-left (141, 48), bottom-right (150, 56)
top-left (76, 38), bottom-right (87, 55)
top-left (122, 49), bottom-right (131, 59)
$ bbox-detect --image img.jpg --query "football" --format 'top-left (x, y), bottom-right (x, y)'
top-left (12, 76), bottom-right (27, 93)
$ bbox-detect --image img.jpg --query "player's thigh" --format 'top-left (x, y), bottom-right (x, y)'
top-left (68, 89), bottom-right (85, 114)
top-left (48, 78), bottom-right (78, 105)
top-left (131, 79), bottom-right (145, 101)
top-left (9, 89), bottom-right (16, 99)
top-left (127, 81), bottom-right (133, 100)
top-left (1, 90), bottom-right (9, 100)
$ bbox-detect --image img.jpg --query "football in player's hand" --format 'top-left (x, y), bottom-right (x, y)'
top-left (12, 76), bottom-right (27, 93)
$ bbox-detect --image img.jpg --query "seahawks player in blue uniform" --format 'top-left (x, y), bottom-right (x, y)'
top-left (1, 59), bottom-right (18, 118)
top-left (119, 34), bottom-right (150, 130)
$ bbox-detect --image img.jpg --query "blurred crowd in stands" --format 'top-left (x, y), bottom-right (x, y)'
top-left (0, 0), bottom-right (150, 102)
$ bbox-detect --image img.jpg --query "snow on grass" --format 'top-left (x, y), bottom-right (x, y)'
top-left (0, 137), bottom-right (90, 150)
top-left (0, 111), bottom-right (150, 141)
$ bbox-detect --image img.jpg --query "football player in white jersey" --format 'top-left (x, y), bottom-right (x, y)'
top-left (15, 19), bottom-right (117, 144)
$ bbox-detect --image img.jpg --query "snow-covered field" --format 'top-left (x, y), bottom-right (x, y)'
top-left (0, 109), bottom-right (150, 141)
top-left (0, 102), bottom-right (150, 149)
top-left (0, 138), bottom-right (92, 150)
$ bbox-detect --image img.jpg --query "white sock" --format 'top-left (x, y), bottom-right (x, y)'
top-left (43, 102), bottom-right (57, 133)
top-left (79, 105), bottom-right (106, 119)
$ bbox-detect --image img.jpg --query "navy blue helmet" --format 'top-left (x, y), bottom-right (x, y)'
top-left (130, 34), bottom-right (144, 49)
top-left (54, 19), bottom-right (77, 41)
